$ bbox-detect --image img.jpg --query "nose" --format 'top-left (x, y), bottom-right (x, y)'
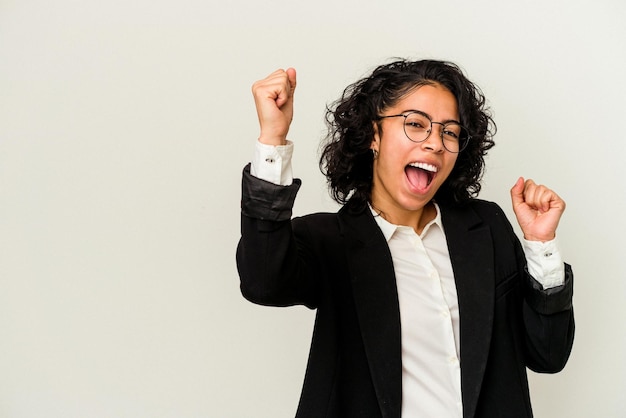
top-left (421, 122), bottom-right (445, 152)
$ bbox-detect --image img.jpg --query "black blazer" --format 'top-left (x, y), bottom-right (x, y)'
top-left (237, 165), bottom-right (574, 418)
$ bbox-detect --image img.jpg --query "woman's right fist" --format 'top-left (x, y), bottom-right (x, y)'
top-left (252, 68), bottom-right (297, 146)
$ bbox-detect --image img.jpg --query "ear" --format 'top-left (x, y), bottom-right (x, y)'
top-left (370, 122), bottom-right (380, 152)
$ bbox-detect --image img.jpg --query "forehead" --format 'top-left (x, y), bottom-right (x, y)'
top-left (391, 83), bottom-right (459, 117)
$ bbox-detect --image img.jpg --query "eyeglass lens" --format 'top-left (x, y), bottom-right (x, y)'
top-left (403, 112), bottom-right (468, 153)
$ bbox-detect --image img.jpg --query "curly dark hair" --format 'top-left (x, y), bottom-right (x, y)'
top-left (319, 59), bottom-right (496, 209)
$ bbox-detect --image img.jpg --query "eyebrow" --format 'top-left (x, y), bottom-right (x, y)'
top-left (403, 109), bottom-right (461, 125)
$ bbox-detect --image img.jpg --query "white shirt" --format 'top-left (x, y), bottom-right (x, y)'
top-left (373, 206), bottom-right (463, 416)
top-left (250, 140), bottom-right (564, 417)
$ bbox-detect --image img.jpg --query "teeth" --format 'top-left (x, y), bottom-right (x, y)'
top-left (408, 162), bottom-right (438, 173)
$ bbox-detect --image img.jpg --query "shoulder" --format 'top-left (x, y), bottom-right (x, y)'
top-left (440, 198), bottom-right (514, 233)
top-left (464, 198), bottom-right (507, 218)
top-left (295, 211), bottom-right (339, 225)
top-left (440, 197), bottom-right (505, 217)
top-left (294, 204), bottom-right (379, 243)
top-left (291, 211), bottom-right (342, 236)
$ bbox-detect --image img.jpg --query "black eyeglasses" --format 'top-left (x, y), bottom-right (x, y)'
top-left (377, 110), bottom-right (471, 153)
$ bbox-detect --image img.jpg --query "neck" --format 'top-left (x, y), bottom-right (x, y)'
top-left (371, 201), bottom-right (436, 235)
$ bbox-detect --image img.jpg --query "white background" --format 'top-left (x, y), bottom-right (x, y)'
top-left (1, 0), bottom-right (624, 416)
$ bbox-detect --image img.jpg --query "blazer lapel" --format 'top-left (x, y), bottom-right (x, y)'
top-left (441, 204), bottom-right (495, 418)
top-left (338, 206), bottom-right (402, 418)
top-left (337, 203), bottom-right (495, 418)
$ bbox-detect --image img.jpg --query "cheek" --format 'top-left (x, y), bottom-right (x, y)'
top-left (442, 156), bottom-right (459, 178)
top-left (373, 153), bottom-right (403, 187)
top-left (381, 137), bottom-right (411, 162)
top-left (378, 150), bottom-right (405, 175)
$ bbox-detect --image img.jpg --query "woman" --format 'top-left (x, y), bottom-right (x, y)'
top-left (236, 59), bottom-right (574, 417)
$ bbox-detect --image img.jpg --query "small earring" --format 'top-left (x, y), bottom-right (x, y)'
top-left (372, 149), bottom-right (379, 159)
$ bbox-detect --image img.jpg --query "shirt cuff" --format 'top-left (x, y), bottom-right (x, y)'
top-left (522, 237), bottom-right (565, 289)
top-left (250, 140), bottom-right (294, 186)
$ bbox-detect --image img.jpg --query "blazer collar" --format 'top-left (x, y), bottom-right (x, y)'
top-left (338, 202), bottom-right (495, 418)
top-left (338, 204), bottom-right (402, 418)
top-left (440, 203), bottom-right (495, 418)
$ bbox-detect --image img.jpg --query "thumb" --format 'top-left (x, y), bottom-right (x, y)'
top-left (510, 177), bottom-right (525, 207)
top-left (286, 67), bottom-right (297, 95)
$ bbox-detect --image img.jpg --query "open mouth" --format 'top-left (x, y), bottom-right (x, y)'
top-left (405, 162), bottom-right (438, 190)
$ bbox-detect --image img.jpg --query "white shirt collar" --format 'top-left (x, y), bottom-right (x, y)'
top-left (369, 202), bottom-right (444, 241)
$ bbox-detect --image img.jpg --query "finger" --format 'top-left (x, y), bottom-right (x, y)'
top-left (539, 188), bottom-right (555, 213)
top-left (538, 187), bottom-right (565, 213)
top-left (521, 179), bottom-right (539, 207)
top-left (526, 186), bottom-right (550, 213)
top-left (273, 69), bottom-right (296, 108)
top-left (524, 182), bottom-right (560, 213)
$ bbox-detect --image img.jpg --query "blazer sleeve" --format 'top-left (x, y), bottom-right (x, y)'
top-left (499, 205), bottom-right (575, 373)
top-left (521, 261), bottom-right (575, 373)
top-left (236, 164), bottom-right (319, 309)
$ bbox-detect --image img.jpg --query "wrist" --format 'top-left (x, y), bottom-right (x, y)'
top-left (523, 233), bottom-right (556, 243)
top-left (258, 131), bottom-right (288, 146)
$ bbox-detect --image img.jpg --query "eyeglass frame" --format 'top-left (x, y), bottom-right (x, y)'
top-left (376, 110), bottom-right (471, 153)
